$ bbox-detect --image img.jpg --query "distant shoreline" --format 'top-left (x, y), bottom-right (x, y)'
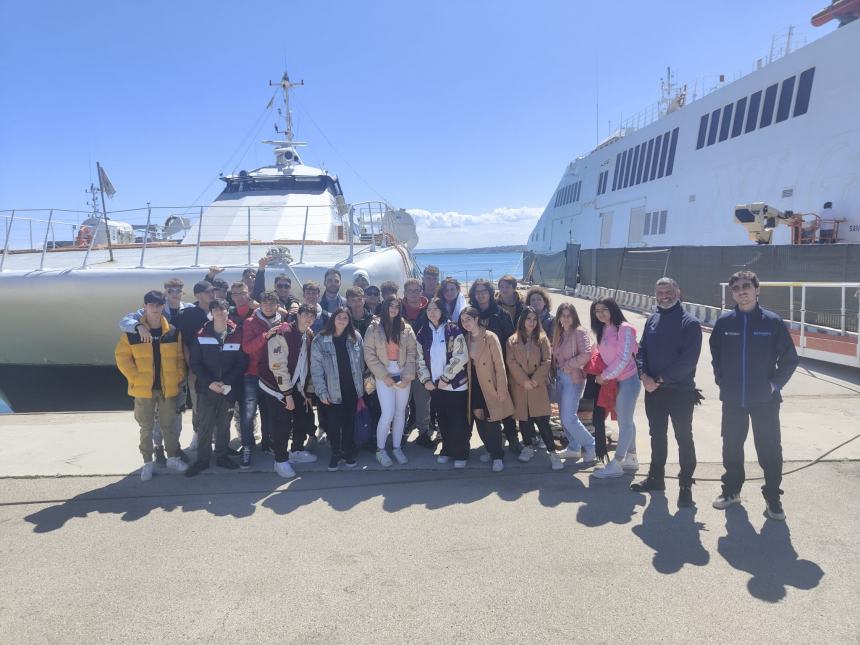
top-left (415, 245), bottom-right (524, 254)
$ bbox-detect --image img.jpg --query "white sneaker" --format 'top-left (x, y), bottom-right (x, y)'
top-left (536, 438), bottom-right (546, 450)
top-left (376, 450), bottom-right (393, 467)
top-left (517, 446), bottom-right (536, 462)
top-left (289, 450), bottom-right (318, 464)
top-left (582, 445), bottom-right (597, 464)
top-left (556, 447), bottom-right (581, 461)
top-left (392, 448), bottom-right (408, 465)
top-left (140, 462), bottom-right (154, 481)
top-left (479, 451), bottom-right (491, 463)
top-left (621, 452), bottom-right (640, 473)
top-left (592, 459), bottom-right (624, 479)
top-left (436, 455), bottom-right (451, 464)
top-left (549, 452), bottom-right (564, 470)
top-left (166, 456), bottom-right (188, 473)
top-left (491, 459), bottom-right (504, 473)
top-left (453, 460), bottom-right (467, 469)
top-left (712, 493), bottom-right (742, 510)
top-left (274, 460), bottom-right (296, 479)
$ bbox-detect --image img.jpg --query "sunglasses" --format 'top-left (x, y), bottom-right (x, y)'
top-left (730, 282), bottom-right (755, 292)
top-left (275, 283), bottom-right (290, 289)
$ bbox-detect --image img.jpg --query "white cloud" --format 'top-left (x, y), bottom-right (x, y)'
top-left (408, 206), bottom-right (541, 249)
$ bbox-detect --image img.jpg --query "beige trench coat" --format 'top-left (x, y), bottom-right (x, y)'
top-left (506, 334), bottom-right (552, 421)
top-left (466, 329), bottom-right (515, 422)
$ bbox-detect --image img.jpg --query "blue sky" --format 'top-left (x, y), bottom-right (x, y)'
top-left (0, 1), bottom-right (835, 248)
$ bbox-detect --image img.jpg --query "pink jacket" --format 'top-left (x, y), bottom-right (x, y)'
top-left (552, 327), bottom-right (594, 384)
top-left (597, 322), bottom-right (639, 382)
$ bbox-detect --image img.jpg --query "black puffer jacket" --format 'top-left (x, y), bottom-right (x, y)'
top-left (189, 320), bottom-right (248, 402)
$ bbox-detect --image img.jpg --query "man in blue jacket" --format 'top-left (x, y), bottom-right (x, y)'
top-left (633, 278), bottom-right (702, 508)
top-left (709, 271), bottom-right (798, 521)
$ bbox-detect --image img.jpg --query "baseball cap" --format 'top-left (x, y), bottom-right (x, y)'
top-left (144, 290), bottom-right (166, 305)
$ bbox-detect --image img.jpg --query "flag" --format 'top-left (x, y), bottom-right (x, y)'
top-left (97, 163), bottom-right (116, 198)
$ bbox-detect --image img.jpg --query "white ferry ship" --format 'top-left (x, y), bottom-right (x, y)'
top-left (526, 6), bottom-right (860, 253)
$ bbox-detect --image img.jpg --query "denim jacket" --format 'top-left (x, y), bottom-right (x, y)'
top-left (310, 332), bottom-right (365, 404)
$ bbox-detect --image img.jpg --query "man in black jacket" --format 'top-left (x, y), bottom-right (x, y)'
top-left (186, 299), bottom-right (248, 476)
top-left (632, 278), bottom-right (702, 507)
top-left (710, 271), bottom-right (798, 520)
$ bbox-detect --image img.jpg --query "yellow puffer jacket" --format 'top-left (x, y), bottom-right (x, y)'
top-left (115, 316), bottom-right (187, 398)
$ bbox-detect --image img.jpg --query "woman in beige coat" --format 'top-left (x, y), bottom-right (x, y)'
top-left (363, 296), bottom-right (418, 467)
top-left (506, 307), bottom-right (562, 469)
top-left (460, 306), bottom-right (514, 472)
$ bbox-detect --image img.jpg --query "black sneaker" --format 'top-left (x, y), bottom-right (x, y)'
top-left (259, 441), bottom-right (274, 456)
top-left (328, 454), bottom-right (340, 472)
top-left (240, 446), bottom-right (252, 470)
top-left (765, 499), bottom-right (786, 521)
top-left (185, 460), bottom-right (210, 477)
top-left (507, 441), bottom-right (524, 456)
top-left (154, 446), bottom-right (167, 467)
top-left (677, 485), bottom-right (694, 508)
top-left (225, 446), bottom-right (241, 457)
top-left (215, 455), bottom-right (239, 470)
top-left (415, 433), bottom-right (435, 449)
top-left (630, 476), bottom-right (665, 492)
top-left (344, 455), bottom-right (358, 468)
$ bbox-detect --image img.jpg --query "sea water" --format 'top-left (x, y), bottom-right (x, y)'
top-left (413, 250), bottom-right (523, 284)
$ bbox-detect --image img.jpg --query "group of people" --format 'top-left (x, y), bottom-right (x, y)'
top-left (115, 261), bottom-right (798, 521)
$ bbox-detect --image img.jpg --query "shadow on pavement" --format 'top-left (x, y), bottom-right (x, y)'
top-left (717, 505), bottom-right (825, 602)
top-left (631, 492), bottom-right (710, 574)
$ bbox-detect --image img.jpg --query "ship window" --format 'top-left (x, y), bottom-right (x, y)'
top-left (731, 97), bottom-right (747, 138)
top-left (759, 83), bottom-right (778, 128)
top-left (650, 213), bottom-right (659, 235)
top-left (624, 147), bottom-right (636, 188)
top-left (643, 212), bottom-right (651, 236)
top-left (603, 171), bottom-right (609, 194)
top-left (650, 134), bottom-right (662, 181)
top-left (553, 191), bottom-right (559, 207)
top-left (658, 210), bottom-right (667, 234)
top-left (657, 131), bottom-right (670, 179)
top-left (793, 67), bottom-right (815, 117)
top-left (635, 143), bottom-right (646, 184)
top-left (776, 75), bottom-right (795, 123)
top-left (696, 114), bottom-right (708, 150)
top-left (612, 153), bottom-right (622, 191)
top-left (745, 90), bottom-right (762, 133)
top-left (642, 138), bottom-right (655, 181)
top-left (719, 103), bottom-right (733, 142)
top-left (665, 128), bottom-right (679, 176)
top-left (707, 108), bottom-right (721, 145)
top-left (577, 180), bottom-right (582, 200)
top-left (629, 146), bottom-right (640, 187)
top-left (617, 150), bottom-right (628, 190)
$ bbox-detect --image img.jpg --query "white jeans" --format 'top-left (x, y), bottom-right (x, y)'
top-left (376, 361), bottom-right (411, 450)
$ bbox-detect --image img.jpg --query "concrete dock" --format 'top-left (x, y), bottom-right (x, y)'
top-left (1, 294), bottom-right (858, 643)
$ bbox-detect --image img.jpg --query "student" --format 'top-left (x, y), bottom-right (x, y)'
top-left (311, 307), bottom-right (365, 471)
top-left (421, 265), bottom-right (441, 300)
top-left (346, 286), bottom-right (374, 337)
top-left (402, 278), bottom-right (429, 330)
top-left (115, 290), bottom-right (188, 480)
top-left (507, 306), bottom-right (560, 468)
top-left (416, 298), bottom-right (469, 467)
top-left (252, 255), bottom-right (300, 308)
top-left (439, 277), bottom-right (466, 322)
top-left (590, 298), bottom-right (641, 479)
top-left (496, 274), bottom-right (524, 327)
top-left (302, 281), bottom-right (331, 334)
top-left (228, 281), bottom-right (257, 323)
top-left (364, 285), bottom-right (382, 315)
top-left (710, 271), bottom-right (798, 520)
top-left (403, 278), bottom-right (431, 446)
top-left (379, 280), bottom-right (399, 301)
top-left (552, 303), bottom-right (598, 465)
top-left (363, 296), bottom-right (417, 467)
top-left (186, 299), bottom-right (247, 476)
top-left (352, 269), bottom-right (370, 291)
top-left (262, 304), bottom-right (318, 478)
top-left (525, 286), bottom-right (555, 337)
top-left (633, 278), bottom-right (702, 508)
top-left (321, 268), bottom-right (347, 313)
top-left (459, 306), bottom-right (515, 472)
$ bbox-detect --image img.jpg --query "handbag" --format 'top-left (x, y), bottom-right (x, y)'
top-left (353, 397), bottom-right (374, 448)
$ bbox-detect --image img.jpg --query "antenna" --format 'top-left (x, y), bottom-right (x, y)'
top-left (269, 71), bottom-right (304, 142)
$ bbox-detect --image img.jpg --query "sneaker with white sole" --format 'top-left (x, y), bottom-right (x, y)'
top-left (392, 448), bottom-right (408, 465)
top-left (453, 460), bottom-right (467, 469)
top-left (621, 452), bottom-right (640, 473)
top-left (479, 451), bottom-right (491, 463)
top-left (556, 447), bottom-right (581, 461)
top-left (376, 450), bottom-right (393, 467)
top-left (240, 447), bottom-right (252, 469)
top-left (274, 460), bottom-right (296, 479)
top-left (765, 499), bottom-right (785, 521)
top-left (289, 450), bottom-right (318, 464)
top-left (712, 493), bottom-right (742, 510)
top-left (592, 459), bottom-right (624, 479)
top-left (166, 456), bottom-right (188, 473)
top-left (517, 446), bottom-right (536, 463)
top-left (549, 452), bottom-right (564, 470)
top-left (582, 445), bottom-right (597, 465)
top-left (491, 459), bottom-right (504, 473)
top-left (140, 461), bottom-right (154, 481)
top-left (436, 455), bottom-right (451, 464)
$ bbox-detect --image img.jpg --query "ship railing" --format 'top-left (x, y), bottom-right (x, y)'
top-left (720, 281), bottom-right (860, 368)
top-left (0, 203), bottom-right (396, 271)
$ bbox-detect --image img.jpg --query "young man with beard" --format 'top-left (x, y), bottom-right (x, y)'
top-left (632, 278), bottom-right (702, 508)
top-left (321, 268), bottom-right (347, 313)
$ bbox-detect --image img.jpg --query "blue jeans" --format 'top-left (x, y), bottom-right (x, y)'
top-left (557, 371), bottom-right (595, 451)
top-left (240, 375), bottom-right (259, 448)
top-left (614, 373), bottom-right (641, 460)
